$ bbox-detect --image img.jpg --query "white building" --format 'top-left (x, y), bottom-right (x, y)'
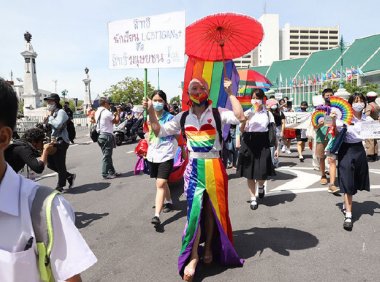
top-left (234, 14), bottom-right (279, 68)
top-left (233, 14), bottom-right (340, 68)
top-left (281, 23), bottom-right (339, 60)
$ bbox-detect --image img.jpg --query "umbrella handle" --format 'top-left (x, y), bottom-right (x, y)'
top-left (220, 44), bottom-right (228, 79)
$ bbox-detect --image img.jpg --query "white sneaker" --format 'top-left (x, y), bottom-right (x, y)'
top-left (281, 145), bottom-right (286, 153)
top-left (286, 149), bottom-right (291, 154)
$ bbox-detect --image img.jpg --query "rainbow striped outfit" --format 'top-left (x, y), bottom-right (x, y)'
top-left (158, 105), bottom-right (244, 276)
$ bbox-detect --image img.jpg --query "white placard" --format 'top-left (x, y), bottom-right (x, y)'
top-left (284, 112), bottom-right (312, 129)
top-left (108, 11), bottom-right (185, 69)
top-left (360, 121), bottom-right (380, 139)
top-left (274, 92), bottom-right (283, 100)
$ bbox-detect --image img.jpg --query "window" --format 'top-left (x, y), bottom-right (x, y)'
top-left (329, 30), bottom-right (338, 34)
top-left (290, 52), bottom-right (299, 56)
top-left (320, 42), bottom-right (328, 45)
top-left (290, 47), bottom-right (299, 50)
top-left (310, 36), bottom-right (318, 39)
top-left (329, 36), bottom-right (338, 40)
top-left (300, 52), bottom-right (310, 56)
top-left (310, 30), bottom-right (318, 34)
top-left (310, 46), bottom-right (319, 50)
top-left (320, 30), bottom-right (328, 34)
top-left (300, 47), bottom-right (309, 50)
top-left (310, 41), bottom-right (318, 45)
top-left (290, 41), bottom-right (298, 44)
top-left (300, 30), bottom-right (308, 33)
top-left (300, 35), bottom-right (309, 39)
top-left (290, 35), bottom-right (299, 39)
top-left (300, 41), bottom-right (308, 45)
top-left (320, 36), bottom-right (328, 39)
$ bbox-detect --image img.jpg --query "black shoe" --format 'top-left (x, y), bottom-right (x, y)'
top-left (343, 217), bottom-right (353, 231)
top-left (258, 186), bottom-right (265, 199)
top-left (55, 186), bottom-right (64, 193)
top-left (151, 216), bottom-right (161, 226)
top-left (67, 174), bottom-right (76, 189)
top-left (299, 157), bottom-right (304, 162)
top-left (250, 200), bottom-right (258, 210)
top-left (163, 203), bottom-right (173, 213)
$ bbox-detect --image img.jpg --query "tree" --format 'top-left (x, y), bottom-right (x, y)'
top-left (102, 77), bottom-right (155, 105)
top-left (322, 80), bottom-right (378, 95)
top-left (170, 95), bottom-right (181, 105)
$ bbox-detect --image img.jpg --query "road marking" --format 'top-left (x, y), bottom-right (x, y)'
top-left (268, 185), bottom-right (380, 196)
top-left (126, 150), bottom-right (134, 154)
top-left (35, 172), bottom-right (57, 181)
top-left (271, 168), bottom-right (321, 191)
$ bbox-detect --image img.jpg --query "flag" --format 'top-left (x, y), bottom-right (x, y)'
top-left (331, 71), bottom-right (337, 79)
top-left (357, 67), bottom-right (364, 75)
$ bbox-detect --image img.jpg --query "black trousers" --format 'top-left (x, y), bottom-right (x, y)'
top-left (47, 141), bottom-right (72, 187)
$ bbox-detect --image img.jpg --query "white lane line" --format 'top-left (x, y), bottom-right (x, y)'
top-left (126, 150), bottom-right (134, 154)
top-left (271, 169), bottom-right (321, 191)
top-left (35, 172), bottom-right (57, 181)
top-left (268, 185), bottom-right (380, 196)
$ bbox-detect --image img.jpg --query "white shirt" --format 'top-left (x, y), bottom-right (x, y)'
top-left (0, 164), bottom-right (97, 282)
top-left (95, 106), bottom-right (114, 134)
top-left (244, 108), bottom-right (275, 132)
top-left (146, 111), bottom-right (178, 163)
top-left (337, 114), bottom-right (373, 143)
top-left (159, 105), bottom-right (239, 152)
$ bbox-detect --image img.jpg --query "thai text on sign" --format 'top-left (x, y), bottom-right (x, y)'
top-left (283, 112), bottom-right (312, 129)
top-left (108, 11), bottom-right (185, 69)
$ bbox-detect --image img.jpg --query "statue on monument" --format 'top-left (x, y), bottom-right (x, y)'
top-left (24, 31), bottom-right (32, 43)
top-left (85, 67), bottom-right (89, 75)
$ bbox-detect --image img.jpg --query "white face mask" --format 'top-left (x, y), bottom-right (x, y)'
top-left (352, 102), bottom-right (365, 112)
top-left (270, 105), bottom-right (278, 110)
top-left (251, 99), bottom-right (262, 106)
top-left (47, 103), bottom-right (56, 112)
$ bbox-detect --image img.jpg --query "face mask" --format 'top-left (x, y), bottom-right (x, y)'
top-left (152, 102), bottom-right (164, 111)
top-left (190, 92), bottom-right (208, 105)
top-left (270, 105), bottom-right (278, 110)
top-left (47, 104), bottom-right (56, 112)
top-left (352, 103), bottom-right (365, 112)
top-left (301, 107), bottom-right (307, 111)
top-left (251, 99), bottom-right (262, 106)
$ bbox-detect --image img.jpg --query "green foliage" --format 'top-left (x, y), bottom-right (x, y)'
top-left (102, 77), bottom-right (155, 105)
top-left (62, 99), bottom-right (83, 112)
top-left (170, 95), bottom-right (181, 105)
top-left (322, 80), bottom-right (378, 95)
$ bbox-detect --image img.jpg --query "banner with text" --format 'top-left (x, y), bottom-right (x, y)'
top-left (108, 11), bottom-right (185, 69)
top-left (284, 112), bottom-right (312, 129)
top-left (360, 121), bottom-right (380, 139)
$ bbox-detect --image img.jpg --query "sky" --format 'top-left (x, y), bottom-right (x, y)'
top-left (1, 0), bottom-right (379, 101)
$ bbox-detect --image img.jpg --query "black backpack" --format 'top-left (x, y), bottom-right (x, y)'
top-left (180, 108), bottom-right (223, 145)
top-left (66, 119), bottom-right (76, 142)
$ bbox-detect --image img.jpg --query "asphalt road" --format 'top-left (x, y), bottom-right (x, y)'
top-left (37, 133), bottom-right (380, 282)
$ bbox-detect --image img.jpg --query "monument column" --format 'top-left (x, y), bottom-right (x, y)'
top-left (21, 31), bottom-right (40, 110)
top-left (82, 67), bottom-right (92, 110)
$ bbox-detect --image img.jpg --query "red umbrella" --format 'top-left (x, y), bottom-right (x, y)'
top-left (186, 13), bottom-right (264, 62)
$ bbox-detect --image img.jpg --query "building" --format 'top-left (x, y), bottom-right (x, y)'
top-left (233, 14), bottom-right (340, 68)
top-left (234, 14), bottom-right (280, 69)
top-left (281, 23), bottom-right (340, 60)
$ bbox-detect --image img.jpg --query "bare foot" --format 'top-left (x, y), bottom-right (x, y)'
top-left (183, 258), bottom-right (198, 281)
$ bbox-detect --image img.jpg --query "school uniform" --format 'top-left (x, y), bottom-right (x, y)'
top-left (336, 115), bottom-right (371, 195)
top-left (0, 164), bottom-right (97, 282)
top-left (237, 108), bottom-right (275, 180)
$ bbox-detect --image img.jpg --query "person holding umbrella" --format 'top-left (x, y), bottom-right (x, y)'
top-left (143, 77), bottom-right (244, 281)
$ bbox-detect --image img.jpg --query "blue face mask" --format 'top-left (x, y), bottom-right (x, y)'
top-left (153, 101), bottom-right (164, 111)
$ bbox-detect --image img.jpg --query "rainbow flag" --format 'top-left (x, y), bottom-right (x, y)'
top-left (178, 158), bottom-right (244, 276)
top-left (182, 57), bottom-right (239, 111)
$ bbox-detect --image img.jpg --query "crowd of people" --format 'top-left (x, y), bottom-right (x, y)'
top-left (1, 72), bottom-right (380, 281)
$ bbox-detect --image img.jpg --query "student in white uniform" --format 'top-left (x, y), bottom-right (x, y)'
top-left (0, 78), bottom-right (97, 282)
top-left (334, 93), bottom-right (376, 231)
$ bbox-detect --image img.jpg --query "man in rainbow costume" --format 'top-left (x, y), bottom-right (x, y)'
top-left (144, 77), bottom-right (245, 281)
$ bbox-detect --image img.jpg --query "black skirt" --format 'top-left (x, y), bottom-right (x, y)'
top-left (237, 131), bottom-right (273, 180)
top-left (338, 142), bottom-right (370, 195)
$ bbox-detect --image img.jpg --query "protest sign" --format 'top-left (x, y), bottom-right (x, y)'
top-left (108, 11), bottom-right (185, 69)
top-left (360, 121), bottom-right (380, 139)
top-left (284, 112), bottom-right (312, 129)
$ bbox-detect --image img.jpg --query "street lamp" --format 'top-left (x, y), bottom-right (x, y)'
top-left (334, 36), bottom-right (350, 100)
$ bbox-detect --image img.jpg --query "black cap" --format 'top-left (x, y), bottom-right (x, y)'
top-left (44, 93), bottom-right (60, 102)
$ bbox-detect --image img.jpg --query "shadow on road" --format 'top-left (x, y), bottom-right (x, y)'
top-left (277, 161), bottom-right (297, 167)
top-left (270, 170), bottom-right (297, 181)
top-left (75, 211), bottom-right (109, 229)
top-left (233, 227), bottom-right (319, 258)
top-left (155, 179), bottom-right (187, 233)
top-left (119, 171), bottom-right (135, 178)
top-left (336, 200), bottom-right (380, 222)
top-left (260, 192), bottom-right (296, 207)
top-left (66, 182), bottom-right (110, 194)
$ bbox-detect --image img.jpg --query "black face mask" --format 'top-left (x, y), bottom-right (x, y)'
top-left (301, 107), bottom-right (307, 111)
